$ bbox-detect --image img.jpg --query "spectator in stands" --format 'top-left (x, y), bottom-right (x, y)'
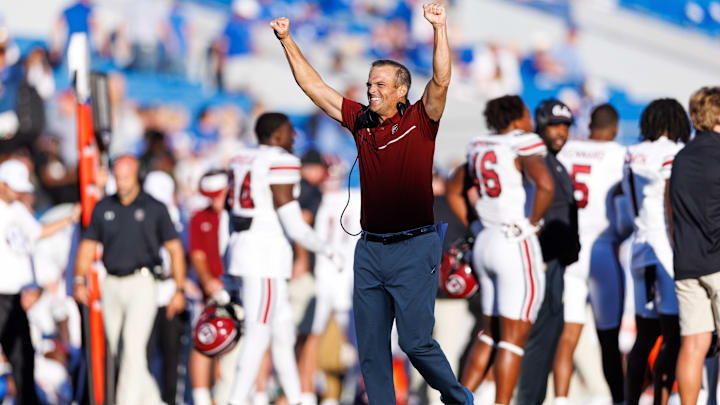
top-left (0, 159), bottom-right (80, 405)
top-left (163, 1), bottom-right (189, 75)
top-left (471, 43), bottom-right (522, 100)
top-left (216, 0), bottom-right (259, 93)
top-left (121, 0), bottom-right (169, 71)
top-left (49, 0), bottom-right (103, 64)
top-left (33, 134), bottom-right (79, 207)
top-left (0, 25), bottom-right (23, 152)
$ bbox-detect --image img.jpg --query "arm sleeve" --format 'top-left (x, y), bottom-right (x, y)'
top-left (416, 99), bottom-right (440, 140)
top-left (277, 200), bottom-right (331, 256)
top-left (268, 152), bottom-right (302, 185)
top-left (514, 133), bottom-right (547, 157)
top-left (82, 203), bottom-right (104, 241)
top-left (157, 204), bottom-right (180, 243)
top-left (341, 98), bottom-right (363, 134)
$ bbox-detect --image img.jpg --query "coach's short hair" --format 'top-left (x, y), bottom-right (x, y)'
top-left (371, 60), bottom-right (411, 91)
top-left (484, 95), bottom-right (526, 133)
top-left (255, 112), bottom-right (289, 144)
top-left (640, 98), bottom-right (690, 144)
top-left (589, 104), bottom-right (619, 130)
top-left (689, 86), bottom-right (720, 132)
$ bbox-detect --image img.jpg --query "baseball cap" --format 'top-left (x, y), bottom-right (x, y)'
top-left (0, 159), bottom-right (34, 193)
top-left (534, 99), bottom-right (573, 133)
top-left (199, 171), bottom-right (228, 198)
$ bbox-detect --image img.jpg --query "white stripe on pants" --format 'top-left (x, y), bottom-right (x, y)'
top-left (101, 272), bottom-right (161, 405)
top-left (229, 276), bottom-right (301, 405)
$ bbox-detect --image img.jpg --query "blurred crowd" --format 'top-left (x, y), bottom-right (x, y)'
top-left (0, 0), bottom-right (608, 404)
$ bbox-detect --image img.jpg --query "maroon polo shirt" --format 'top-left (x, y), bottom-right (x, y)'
top-left (189, 207), bottom-right (223, 279)
top-left (341, 98), bottom-right (439, 233)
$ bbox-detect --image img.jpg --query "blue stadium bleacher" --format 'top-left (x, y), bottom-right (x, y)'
top-left (619, 0), bottom-right (720, 37)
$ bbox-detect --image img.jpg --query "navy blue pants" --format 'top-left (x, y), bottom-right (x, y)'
top-left (353, 229), bottom-right (467, 404)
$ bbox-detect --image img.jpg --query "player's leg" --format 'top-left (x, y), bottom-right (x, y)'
top-left (269, 278), bottom-right (304, 405)
top-left (298, 265), bottom-right (334, 403)
top-left (675, 275), bottom-right (717, 404)
top-left (553, 257), bottom-right (589, 400)
top-left (189, 348), bottom-right (213, 405)
top-left (461, 228), bottom-right (499, 391)
top-left (229, 276), bottom-right (274, 404)
top-left (494, 316), bottom-right (533, 404)
top-left (552, 322), bottom-right (583, 399)
top-left (588, 238), bottom-right (626, 404)
top-left (653, 260), bottom-right (680, 405)
top-left (597, 328), bottom-right (625, 404)
top-left (653, 314), bottom-right (680, 405)
top-left (626, 263), bottom-right (661, 405)
top-left (493, 235), bottom-right (544, 405)
top-left (353, 238), bottom-right (398, 404)
top-left (460, 316), bottom-right (498, 391)
top-left (626, 316), bottom-right (660, 405)
top-left (117, 272), bottom-right (161, 405)
top-left (390, 231), bottom-right (470, 404)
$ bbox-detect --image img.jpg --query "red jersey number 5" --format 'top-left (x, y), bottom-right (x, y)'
top-left (571, 164), bottom-right (591, 209)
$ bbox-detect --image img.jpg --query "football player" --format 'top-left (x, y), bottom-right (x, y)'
top-left (554, 104), bottom-right (627, 405)
top-left (226, 113), bottom-right (341, 405)
top-left (447, 95), bottom-right (554, 405)
top-left (622, 99), bottom-right (690, 405)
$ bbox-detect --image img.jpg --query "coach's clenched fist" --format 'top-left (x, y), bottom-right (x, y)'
top-left (423, 2), bottom-right (446, 26)
top-left (270, 17), bottom-right (290, 40)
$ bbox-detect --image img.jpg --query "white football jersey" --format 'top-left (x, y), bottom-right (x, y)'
top-left (228, 144), bottom-right (301, 235)
top-left (466, 130), bottom-right (547, 227)
top-left (227, 145), bottom-right (300, 279)
top-left (622, 137), bottom-right (683, 238)
top-left (558, 139), bottom-right (626, 239)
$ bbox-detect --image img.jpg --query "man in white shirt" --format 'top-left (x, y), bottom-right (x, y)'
top-left (0, 159), bottom-right (79, 404)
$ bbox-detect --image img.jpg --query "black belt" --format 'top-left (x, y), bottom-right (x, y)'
top-left (111, 265), bottom-right (162, 278)
top-left (361, 225), bottom-right (436, 244)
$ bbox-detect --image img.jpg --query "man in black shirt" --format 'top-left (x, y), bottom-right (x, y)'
top-left (74, 155), bottom-right (186, 405)
top-left (672, 87), bottom-right (720, 404)
top-left (517, 99), bottom-right (580, 404)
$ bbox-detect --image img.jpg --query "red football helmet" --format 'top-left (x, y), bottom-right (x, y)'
top-left (440, 237), bottom-right (479, 299)
top-left (193, 302), bottom-right (244, 357)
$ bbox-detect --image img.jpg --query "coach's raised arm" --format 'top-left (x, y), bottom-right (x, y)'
top-left (270, 2), bottom-right (450, 123)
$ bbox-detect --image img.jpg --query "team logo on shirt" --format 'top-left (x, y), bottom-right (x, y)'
top-left (201, 222), bottom-right (212, 232)
top-left (392, 124), bottom-right (399, 134)
top-left (134, 208), bottom-right (145, 222)
top-left (104, 211), bottom-right (115, 221)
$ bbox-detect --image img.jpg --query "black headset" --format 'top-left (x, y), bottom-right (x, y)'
top-left (355, 99), bottom-right (411, 129)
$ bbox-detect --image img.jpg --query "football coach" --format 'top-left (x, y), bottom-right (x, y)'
top-left (271, 3), bottom-right (472, 404)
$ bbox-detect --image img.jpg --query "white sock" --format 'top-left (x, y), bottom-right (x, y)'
top-left (554, 397), bottom-right (570, 405)
top-left (319, 400), bottom-right (339, 405)
top-left (300, 392), bottom-right (318, 405)
top-left (253, 391), bottom-right (269, 405)
top-left (192, 388), bottom-right (212, 405)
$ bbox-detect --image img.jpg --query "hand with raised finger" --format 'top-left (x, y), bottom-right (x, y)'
top-left (423, 2), bottom-right (447, 27)
top-left (269, 17), bottom-right (290, 40)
